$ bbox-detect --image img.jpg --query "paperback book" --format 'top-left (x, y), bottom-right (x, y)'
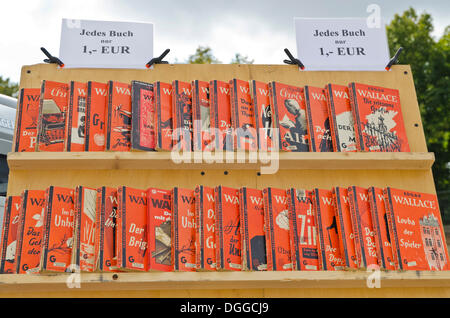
top-left (14, 88), bottom-right (40, 152)
top-left (131, 81), bottom-right (155, 151)
top-left (65, 81), bottom-right (87, 151)
top-left (209, 80), bottom-right (233, 151)
top-left (191, 80), bottom-right (211, 152)
top-left (85, 81), bottom-right (107, 151)
top-left (154, 81), bottom-right (173, 151)
top-left (0, 196), bottom-right (22, 273)
top-left (106, 81), bottom-right (132, 151)
top-left (250, 80), bottom-right (274, 151)
top-left (172, 80), bottom-right (193, 151)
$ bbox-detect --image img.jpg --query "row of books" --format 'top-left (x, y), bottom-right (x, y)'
top-left (1, 184), bottom-right (447, 274)
top-left (14, 79), bottom-right (410, 153)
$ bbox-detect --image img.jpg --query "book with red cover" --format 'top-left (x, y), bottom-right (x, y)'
top-left (65, 81), bottom-right (87, 151)
top-left (0, 196), bottom-right (21, 273)
top-left (192, 80), bottom-right (212, 152)
top-left (368, 186), bottom-right (396, 270)
top-left (85, 81), bottom-right (107, 151)
top-left (250, 80), bottom-right (274, 151)
top-left (131, 81), bottom-right (155, 151)
top-left (194, 185), bottom-right (216, 271)
top-left (214, 186), bottom-right (241, 271)
top-left (383, 188), bottom-right (449, 270)
top-left (147, 187), bottom-right (172, 271)
top-left (239, 187), bottom-right (267, 271)
top-left (94, 187), bottom-right (118, 272)
top-left (333, 187), bottom-right (358, 269)
top-left (172, 80), bottom-right (193, 151)
top-left (209, 80), bottom-right (233, 151)
top-left (269, 82), bottom-right (308, 152)
top-left (348, 82), bottom-right (410, 152)
top-left (13, 88), bottom-right (40, 152)
top-left (263, 187), bottom-right (292, 271)
top-left (325, 84), bottom-right (357, 152)
top-left (172, 187), bottom-right (196, 271)
top-left (348, 186), bottom-right (379, 268)
top-left (15, 190), bottom-right (45, 274)
top-left (117, 186), bottom-right (147, 271)
top-left (287, 189), bottom-right (319, 271)
top-left (36, 80), bottom-right (68, 151)
top-left (106, 81), bottom-right (132, 151)
top-left (154, 81), bottom-right (173, 151)
top-left (230, 79), bottom-right (257, 151)
top-left (313, 188), bottom-right (345, 271)
top-left (40, 186), bottom-right (75, 272)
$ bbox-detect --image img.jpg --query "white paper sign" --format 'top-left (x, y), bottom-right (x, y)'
top-left (294, 18), bottom-right (389, 71)
top-left (59, 18), bottom-right (153, 69)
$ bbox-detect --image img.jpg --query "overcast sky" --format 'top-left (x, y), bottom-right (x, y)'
top-left (0, 0), bottom-right (448, 83)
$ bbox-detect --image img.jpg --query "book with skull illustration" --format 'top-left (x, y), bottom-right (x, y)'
top-left (332, 187), bottom-right (358, 269)
top-left (172, 80), bottom-right (193, 151)
top-left (194, 185), bottom-right (216, 271)
top-left (250, 80), bottom-right (274, 151)
top-left (325, 84), bottom-right (357, 152)
top-left (72, 186), bottom-right (96, 272)
top-left (117, 186), bottom-right (148, 271)
top-left (383, 188), bottom-right (449, 270)
top-left (0, 196), bottom-right (21, 273)
top-left (65, 81), bottom-right (87, 151)
top-left (230, 79), bottom-right (257, 151)
top-left (85, 81), bottom-right (107, 151)
top-left (312, 188), bottom-right (345, 271)
top-left (269, 82), bottom-right (309, 152)
top-left (263, 187), bottom-right (292, 271)
top-left (147, 187), bottom-right (172, 271)
top-left (94, 187), bottom-right (119, 272)
top-left (209, 80), bottom-right (233, 151)
top-left (13, 88), bottom-right (40, 152)
top-left (239, 187), bottom-right (267, 271)
top-left (347, 186), bottom-right (379, 268)
top-left (154, 81), bottom-right (173, 151)
top-left (348, 83), bottom-right (410, 152)
top-left (304, 86), bottom-right (333, 152)
top-left (40, 186), bottom-right (75, 272)
top-left (131, 81), bottom-right (155, 151)
top-left (214, 186), bottom-right (241, 271)
top-left (368, 186), bottom-right (396, 270)
top-left (15, 190), bottom-right (45, 274)
top-left (36, 80), bottom-right (68, 151)
top-left (172, 187), bottom-right (196, 271)
top-left (287, 189), bottom-right (319, 271)
top-left (192, 80), bottom-right (212, 152)
top-left (106, 81), bottom-right (132, 151)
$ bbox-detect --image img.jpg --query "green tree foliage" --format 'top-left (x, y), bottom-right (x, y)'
top-left (231, 53), bottom-right (254, 64)
top-left (187, 46), bottom-right (221, 64)
top-left (0, 76), bottom-right (19, 98)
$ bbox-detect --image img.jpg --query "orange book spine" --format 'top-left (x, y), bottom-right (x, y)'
top-left (85, 81), bottom-right (107, 151)
top-left (13, 88), bottom-right (40, 152)
top-left (191, 80), bottom-right (212, 152)
top-left (65, 81), bottom-right (87, 151)
top-left (154, 82), bottom-right (173, 151)
top-left (106, 81), bottom-right (132, 151)
top-left (0, 196), bottom-right (22, 273)
top-left (250, 80), bottom-right (274, 151)
top-left (209, 80), bottom-right (232, 151)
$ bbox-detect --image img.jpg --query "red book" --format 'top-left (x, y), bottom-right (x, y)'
top-left (313, 188), bottom-right (345, 271)
top-left (250, 80), bottom-right (274, 151)
top-left (348, 186), bottom-right (379, 268)
top-left (0, 196), bottom-right (21, 273)
top-left (106, 81), bottom-right (132, 151)
top-left (15, 190), bottom-right (45, 274)
top-left (94, 187), bottom-right (118, 272)
top-left (348, 82), bottom-right (410, 152)
top-left (194, 185), bottom-right (216, 271)
top-left (13, 88), bottom-right (40, 152)
top-left (333, 187), bottom-right (358, 269)
top-left (85, 81), bottom-right (107, 151)
top-left (287, 189), bottom-right (319, 271)
top-left (154, 81), bottom-right (173, 151)
top-left (210, 80), bottom-right (233, 151)
top-left (172, 187), bottom-right (196, 271)
top-left (384, 188), bottom-right (449, 270)
top-left (263, 187), bottom-right (292, 271)
top-left (131, 81), bottom-right (155, 151)
top-left (214, 186), bottom-right (241, 271)
top-left (239, 187), bottom-right (267, 271)
top-left (325, 84), bottom-right (357, 152)
top-left (36, 80), bottom-right (68, 151)
top-left (269, 82), bottom-right (309, 152)
top-left (191, 80), bottom-right (212, 152)
top-left (368, 187), bottom-right (396, 270)
top-left (40, 186), bottom-right (75, 272)
top-left (65, 81), bottom-right (87, 151)
top-left (117, 186), bottom-right (147, 271)
top-left (147, 187), bottom-right (172, 271)
top-left (172, 80), bottom-right (193, 151)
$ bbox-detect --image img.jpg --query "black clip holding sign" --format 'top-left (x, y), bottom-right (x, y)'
top-left (146, 49), bottom-right (170, 68)
top-left (41, 47), bottom-right (64, 67)
top-left (385, 47), bottom-right (403, 71)
top-left (283, 48), bottom-right (305, 70)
